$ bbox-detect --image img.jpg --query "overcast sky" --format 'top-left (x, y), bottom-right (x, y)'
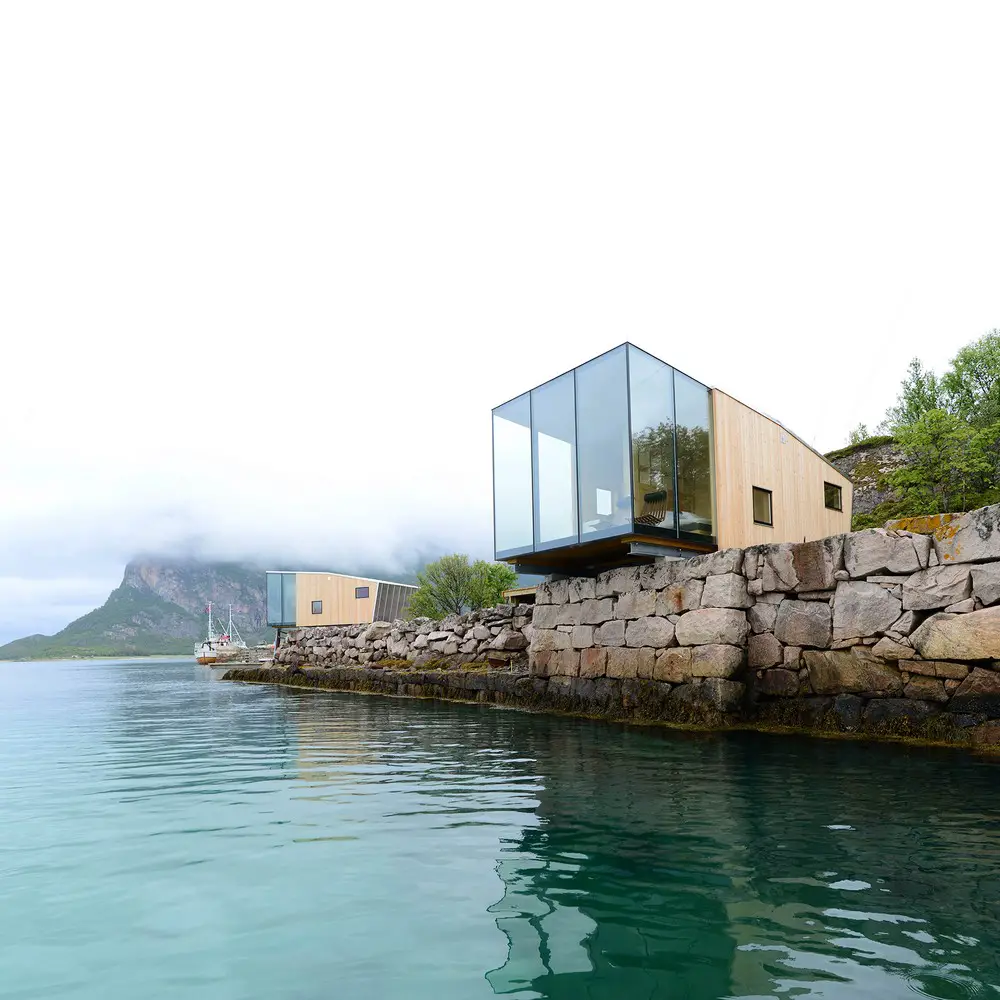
top-left (2, 3), bottom-right (999, 644)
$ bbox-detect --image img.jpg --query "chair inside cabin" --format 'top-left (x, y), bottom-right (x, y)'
top-left (635, 489), bottom-right (670, 526)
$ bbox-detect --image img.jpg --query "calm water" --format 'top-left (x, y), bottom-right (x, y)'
top-left (1, 659), bottom-right (998, 999)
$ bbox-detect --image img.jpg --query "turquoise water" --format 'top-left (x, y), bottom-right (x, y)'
top-left (1, 659), bottom-right (998, 999)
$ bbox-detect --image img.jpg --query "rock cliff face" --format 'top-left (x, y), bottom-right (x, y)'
top-left (826, 438), bottom-right (906, 518)
top-left (0, 558), bottom-right (270, 659)
top-left (123, 558), bottom-right (269, 632)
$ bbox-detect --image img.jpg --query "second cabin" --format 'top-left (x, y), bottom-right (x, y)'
top-left (266, 571), bottom-right (417, 630)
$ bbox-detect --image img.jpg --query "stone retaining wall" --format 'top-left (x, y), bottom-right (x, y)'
top-left (272, 603), bottom-right (532, 671)
top-left (528, 503), bottom-right (1000, 743)
top-left (250, 503), bottom-right (1000, 747)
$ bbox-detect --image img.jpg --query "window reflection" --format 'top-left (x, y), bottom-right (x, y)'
top-left (492, 344), bottom-right (716, 561)
top-left (674, 371), bottom-right (714, 538)
top-left (628, 346), bottom-right (676, 532)
top-left (532, 373), bottom-right (578, 549)
top-left (493, 394), bottom-right (534, 557)
top-left (577, 347), bottom-right (631, 540)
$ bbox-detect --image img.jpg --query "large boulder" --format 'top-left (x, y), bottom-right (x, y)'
top-left (774, 600), bottom-right (832, 648)
top-left (701, 573), bottom-right (752, 609)
top-left (903, 676), bottom-right (948, 702)
top-left (689, 644), bottom-right (743, 678)
top-left (566, 577), bottom-right (597, 603)
top-left (595, 565), bottom-right (640, 598)
top-left (901, 565), bottom-right (972, 611)
top-left (677, 548), bottom-right (745, 581)
top-left (625, 617), bottom-right (676, 649)
top-left (490, 627), bottom-right (528, 651)
top-left (910, 607), bottom-right (1000, 660)
top-left (656, 580), bottom-right (704, 615)
top-left (831, 581), bottom-right (901, 640)
top-left (606, 646), bottom-right (654, 679)
top-left (804, 649), bottom-right (904, 695)
top-left (532, 629), bottom-right (571, 651)
top-left (870, 637), bottom-right (918, 661)
top-left (615, 590), bottom-right (658, 620)
top-left (757, 536), bottom-right (844, 593)
top-left (534, 579), bottom-right (568, 605)
top-left (700, 677), bottom-right (745, 712)
top-left (948, 667), bottom-right (1000, 715)
top-left (748, 603), bottom-right (778, 634)
top-left (579, 598), bottom-right (615, 625)
top-left (844, 528), bottom-right (931, 578)
top-left (674, 608), bottom-right (749, 646)
top-left (934, 504), bottom-right (1000, 564)
top-left (579, 647), bottom-right (607, 678)
top-left (595, 619), bottom-right (626, 647)
top-left (755, 668), bottom-right (799, 697)
top-left (654, 647), bottom-right (692, 682)
top-left (748, 632), bottom-right (782, 668)
top-left (972, 564), bottom-right (1000, 607)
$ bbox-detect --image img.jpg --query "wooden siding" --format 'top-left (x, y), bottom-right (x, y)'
top-left (711, 390), bottom-right (853, 549)
top-left (294, 573), bottom-right (378, 626)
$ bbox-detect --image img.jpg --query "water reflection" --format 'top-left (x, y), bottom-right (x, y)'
top-left (485, 725), bottom-right (1000, 999)
top-left (3, 660), bottom-right (997, 1000)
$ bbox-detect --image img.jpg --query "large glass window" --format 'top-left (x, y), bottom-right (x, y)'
top-left (576, 347), bottom-right (631, 540)
top-left (674, 371), bottom-right (714, 538)
top-left (532, 372), bottom-right (578, 549)
top-left (266, 572), bottom-right (283, 625)
top-left (628, 346), bottom-right (676, 532)
top-left (266, 571), bottom-right (297, 626)
top-left (281, 573), bottom-right (296, 625)
top-left (493, 393), bottom-right (533, 557)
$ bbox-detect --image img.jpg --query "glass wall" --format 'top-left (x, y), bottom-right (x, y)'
top-left (491, 344), bottom-right (716, 561)
top-left (674, 371), bottom-right (715, 538)
top-left (576, 347), bottom-right (631, 540)
top-left (531, 372), bottom-right (578, 549)
top-left (492, 393), bottom-right (534, 557)
top-left (266, 571), bottom-right (297, 627)
top-left (628, 346), bottom-right (676, 532)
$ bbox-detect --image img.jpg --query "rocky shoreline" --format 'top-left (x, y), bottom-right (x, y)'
top-left (226, 503), bottom-right (1000, 751)
top-left (222, 663), bottom-right (1000, 749)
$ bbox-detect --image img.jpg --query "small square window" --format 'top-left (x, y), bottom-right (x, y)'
top-left (311, 600), bottom-right (323, 615)
top-left (355, 586), bottom-right (369, 599)
top-left (752, 486), bottom-right (773, 527)
top-left (824, 482), bottom-right (843, 511)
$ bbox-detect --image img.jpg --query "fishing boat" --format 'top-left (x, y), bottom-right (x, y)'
top-left (194, 603), bottom-right (248, 665)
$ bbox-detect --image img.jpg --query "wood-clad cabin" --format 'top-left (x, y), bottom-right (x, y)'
top-left (491, 343), bottom-right (852, 575)
top-left (266, 571), bottom-right (416, 629)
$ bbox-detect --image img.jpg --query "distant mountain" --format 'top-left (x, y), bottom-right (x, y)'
top-left (0, 558), bottom-right (274, 660)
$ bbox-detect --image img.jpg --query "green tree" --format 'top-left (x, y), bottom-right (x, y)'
top-left (940, 329), bottom-right (1000, 427)
top-left (406, 554), bottom-right (518, 619)
top-left (880, 358), bottom-right (941, 432)
top-left (848, 423), bottom-right (871, 446)
top-left (890, 409), bottom-right (997, 514)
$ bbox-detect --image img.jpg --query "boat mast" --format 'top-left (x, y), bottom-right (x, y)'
top-left (227, 605), bottom-right (245, 647)
top-left (207, 602), bottom-right (216, 642)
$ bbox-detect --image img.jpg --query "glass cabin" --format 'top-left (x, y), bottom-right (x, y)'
top-left (492, 344), bottom-right (716, 573)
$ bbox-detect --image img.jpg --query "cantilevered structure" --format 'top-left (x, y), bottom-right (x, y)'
top-left (492, 343), bottom-right (852, 575)
top-left (266, 571), bottom-right (416, 632)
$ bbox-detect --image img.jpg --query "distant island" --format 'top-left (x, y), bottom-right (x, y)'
top-left (0, 557), bottom-right (419, 661)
